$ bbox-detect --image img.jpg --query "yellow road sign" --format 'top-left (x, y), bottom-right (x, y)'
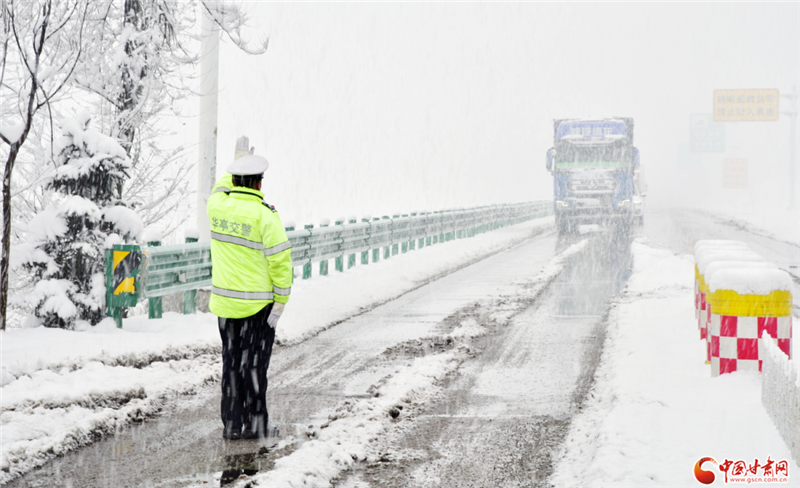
top-left (714, 89), bottom-right (779, 122)
top-left (112, 249), bottom-right (141, 295)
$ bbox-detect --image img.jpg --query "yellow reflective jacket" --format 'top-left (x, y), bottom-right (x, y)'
top-left (207, 174), bottom-right (293, 318)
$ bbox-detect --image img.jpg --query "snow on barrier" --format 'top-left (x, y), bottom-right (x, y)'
top-left (761, 336), bottom-right (800, 464)
top-left (707, 267), bottom-right (793, 376)
top-left (693, 240), bottom-right (749, 321)
top-left (695, 245), bottom-right (763, 359)
top-left (105, 201), bottom-right (553, 327)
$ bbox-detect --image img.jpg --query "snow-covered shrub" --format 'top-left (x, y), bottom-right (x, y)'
top-left (19, 112), bottom-right (143, 329)
top-left (761, 336), bottom-right (800, 464)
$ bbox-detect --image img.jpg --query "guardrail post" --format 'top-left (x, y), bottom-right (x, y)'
top-left (319, 220), bottom-right (329, 276)
top-left (335, 220), bottom-right (344, 272)
top-left (303, 224), bottom-right (313, 279)
top-left (109, 305), bottom-right (123, 328)
top-left (348, 218), bottom-right (357, 269)
top-left (183, 235), bottom-right (199, 314)
top-left (285, 225), bottom-right (297, 279)
top-left (383, 216), bottom-right (392, 259)
top-left (409, 213), bottom-right (417, 251)
top-left (373, 217), bottom-right (382, 263)
top-left (447, 214), bottom-right (454, 241)
top-left (147, 239), bottom-right (163, 319)
top-left (418, 212), bottom-right (426, 249)
top-left (392, 215), bottom-right (401, 255)
top-left (401, 214), bottom-right (409, 253)
top-left (361, 218), bottom-right (370, 265)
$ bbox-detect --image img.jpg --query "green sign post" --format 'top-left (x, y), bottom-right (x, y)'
top-left (105, 244), bottom-right (142, 328)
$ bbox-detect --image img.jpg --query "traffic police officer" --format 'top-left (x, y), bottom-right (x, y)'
top-left (207, 137), bottom-right (292, 440)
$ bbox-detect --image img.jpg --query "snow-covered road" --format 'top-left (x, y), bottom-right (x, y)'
top-left (342, 232), bottom-right (631, 488)
top-left (6, 218), bottom-right (585, 486)
top-left (4, 208), bottom-right (799, 487)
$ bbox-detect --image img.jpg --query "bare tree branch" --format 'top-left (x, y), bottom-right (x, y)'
top-left (200, 0), bottom-right (269, 55)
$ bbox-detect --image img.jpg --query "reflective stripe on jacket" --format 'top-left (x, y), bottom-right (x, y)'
top-left (207, 173), bottom-right (293, 319)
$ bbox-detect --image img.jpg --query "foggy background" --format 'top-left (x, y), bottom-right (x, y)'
top-left (204, 2), bottom-right (799, 235)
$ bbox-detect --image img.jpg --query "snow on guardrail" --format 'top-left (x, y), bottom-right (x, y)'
top-left (105, 201), bottom-right (553, 326)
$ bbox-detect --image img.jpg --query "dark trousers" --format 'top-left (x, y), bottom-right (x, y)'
top-left (218, 303), bottom-right (275, 437)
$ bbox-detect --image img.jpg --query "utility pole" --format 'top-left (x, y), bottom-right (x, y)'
top-left (197, 8), bottom-right (220, 241)
top-left (780, 85), bottom-right (798, 209)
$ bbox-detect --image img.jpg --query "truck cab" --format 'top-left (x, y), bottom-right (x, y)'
top-left (545, 118), bottom-right (641, 234)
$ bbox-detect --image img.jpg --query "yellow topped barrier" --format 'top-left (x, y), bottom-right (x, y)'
top-left (699, 274), bottom-right (709, 294)
top-left (708, 289), bottom-right (792, 317)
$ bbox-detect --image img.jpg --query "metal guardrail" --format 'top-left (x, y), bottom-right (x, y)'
top-left (105, 201), bottom-right (552, 326)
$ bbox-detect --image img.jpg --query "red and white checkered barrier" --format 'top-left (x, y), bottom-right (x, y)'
top-left (701, 262), bottom-right (779, 364)
top-left (699, 291), bottom-right (707, 338)
top-left (695, 266), bottom-right (701, 321)
top-left (704, 306), bottom-right (712, 362)
top-left (709, 314), bottom-right (792, 376)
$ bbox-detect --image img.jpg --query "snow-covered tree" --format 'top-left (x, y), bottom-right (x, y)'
top-left (19, 111), bottom-right (142, 329)
top-left (74, 0), bottom-right (196, 239)
top-left (1, 0), bottom-right (267, 329)
top-left (76, 1), bottom-right (268, 239)
top-left (0, 0), bottom-right (104, 329)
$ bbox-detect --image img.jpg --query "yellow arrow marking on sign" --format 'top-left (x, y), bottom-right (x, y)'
top-left (113, 250), bottom-right (130, 270)
top-left (114, 277), bottom-right (136, 295)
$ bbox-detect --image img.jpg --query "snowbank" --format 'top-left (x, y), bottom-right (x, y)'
top-left (761, 337), bottom-right (800, 465)
top-left (0, 313), bottom-right (221, 482)
top-left (551, 239), bottom-right (799, 487)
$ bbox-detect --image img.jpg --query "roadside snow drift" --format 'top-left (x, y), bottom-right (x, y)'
top-left (551, 239), bottom-right (799, 488)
